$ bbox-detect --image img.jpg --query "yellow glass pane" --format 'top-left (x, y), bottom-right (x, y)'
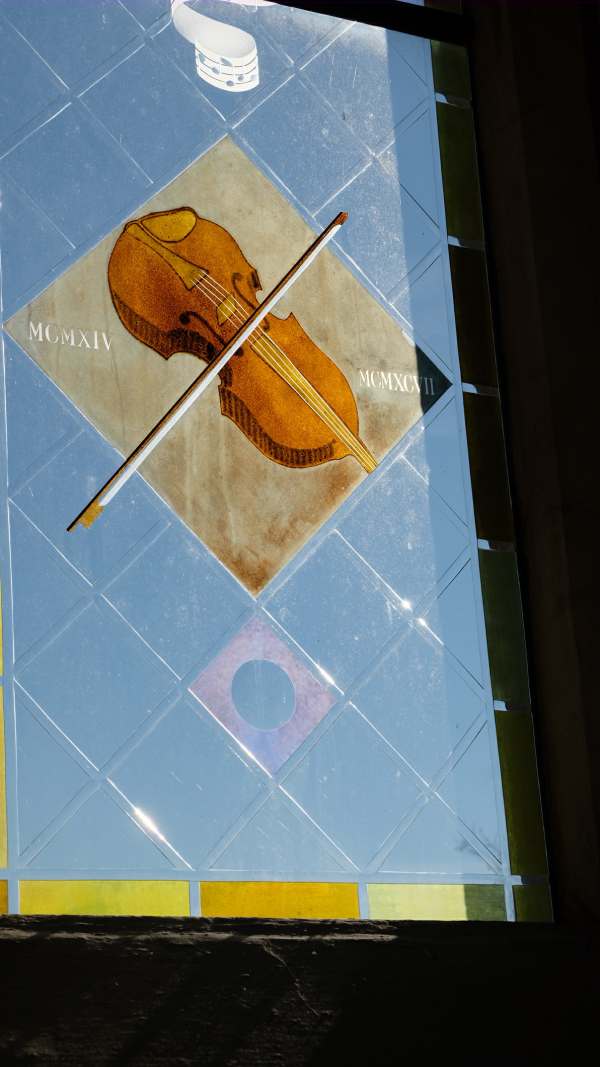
top-left (495, 711), bottom-right (548, 875)
top-left (20, 880), bottom-right (190, 916)
top-left (0, 881), bottom-right (7, 913)
top-left (201, 881), bottom-right (359, 919)
top-left (0, 689), bottom-right (6, 868)
top-left (368, 883), bottom-right (505, 920)
top-left (431, 41), bottom-right (471, 100)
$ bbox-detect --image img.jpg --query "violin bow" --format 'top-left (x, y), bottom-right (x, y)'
top-left (68, 212), bottom-right (374, 532)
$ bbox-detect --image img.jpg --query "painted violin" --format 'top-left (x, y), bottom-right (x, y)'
top-left (107, 207), bottom-right (376, 473)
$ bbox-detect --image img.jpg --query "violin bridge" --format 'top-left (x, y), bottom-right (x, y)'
top-left (216, 296), bottom-right (237, 326)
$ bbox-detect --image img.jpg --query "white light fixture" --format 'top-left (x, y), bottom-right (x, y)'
top-left (171, 1), bottom-right (274, 93)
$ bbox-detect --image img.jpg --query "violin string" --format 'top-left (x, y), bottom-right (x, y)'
top-left (189, 272), bottom-right (375, 470)
top-left (192, 274), bottom-right (373, 469)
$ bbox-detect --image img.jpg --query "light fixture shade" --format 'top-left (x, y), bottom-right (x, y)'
top-left (171, 0), bottom-right (264, 93)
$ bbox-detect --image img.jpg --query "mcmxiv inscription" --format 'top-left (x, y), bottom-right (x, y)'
top-left (29, 321), bottom-right (113, 351)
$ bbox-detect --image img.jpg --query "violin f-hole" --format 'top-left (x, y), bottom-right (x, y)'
top-left (232, 271), bottom-right (270, 331)
top-left (180, 309), bottom-right (239, 361)
top-left (179, 310), bottom-right (202, 327)
top-left (178, 310), bottom-right (217, 361)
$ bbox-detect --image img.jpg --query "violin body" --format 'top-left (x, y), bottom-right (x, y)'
top-left (107, 207), bottom-right (361, 469)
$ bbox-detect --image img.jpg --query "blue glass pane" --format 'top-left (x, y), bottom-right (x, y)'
top-left (284, 707), bottom-right (422, 868)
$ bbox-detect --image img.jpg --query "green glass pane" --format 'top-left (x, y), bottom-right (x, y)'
top-left (463, 884), bottom-right (506, 921)
top-left (449, 246), bottom-right (498, 387)
top-left (426, 0), bottom-right (463, 12)
top-left (513, 883), bottom-right (553, 923)
top-left (479, 549), bottom-right (529, 704)
top-left (431, 41), bottom-right (470, 99)
top-left (436, 102), bottom-right (483, 242)
top-left (496, 711), bottom-right (548, 876)
top-left (464, 395), bottom-right (514, 542)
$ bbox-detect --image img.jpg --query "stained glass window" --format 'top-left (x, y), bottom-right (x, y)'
top-left (0, 0), bottom-right (548, 922)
